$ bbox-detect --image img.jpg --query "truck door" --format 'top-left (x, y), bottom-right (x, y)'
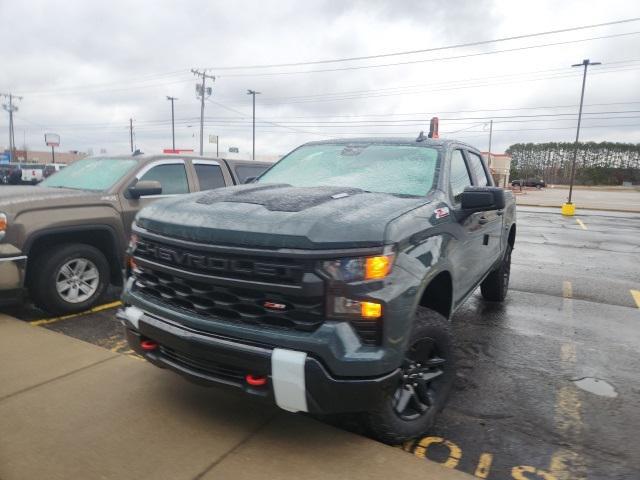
top-left (119, 159), bottom-right (193, 237)
top-left (448, 149), bottom-right (482, 301)
top-left (464, 150), bottom-right (504, 274)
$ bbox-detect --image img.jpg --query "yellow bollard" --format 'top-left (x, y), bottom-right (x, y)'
top-left (561, 202), bottom-right (576, 216)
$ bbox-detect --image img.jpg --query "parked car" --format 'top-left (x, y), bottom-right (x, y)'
top-left (0, 154), bottom-right (271, 314)
top-left (511, 178), bottom-right (546, 189)
top-left (120, 138), bottom-right (516, 444)
top-left (19, 164), bottom-right (45, 184)
top-left (43, 163), bottom-right (67, 178)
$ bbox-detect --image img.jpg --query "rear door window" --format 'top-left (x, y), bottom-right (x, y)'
top-left (194, 163), bottom-right (226, 190)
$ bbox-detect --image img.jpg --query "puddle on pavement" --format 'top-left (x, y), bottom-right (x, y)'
top-left (573, 377), bottom-right (618, 398)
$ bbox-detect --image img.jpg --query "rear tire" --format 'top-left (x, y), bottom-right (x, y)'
top-left (361, 307), bottom-right (455, 444)
top-left (30, 243), bottom-right (110, 315)
top-left (480, 244), bottom-right (512, 302)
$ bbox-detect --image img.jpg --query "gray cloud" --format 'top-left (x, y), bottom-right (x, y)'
top-left (0, 0), bottom-right (638, 158)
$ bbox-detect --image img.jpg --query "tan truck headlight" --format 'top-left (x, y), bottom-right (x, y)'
top-left (0, 213), bottom-right (7, 241)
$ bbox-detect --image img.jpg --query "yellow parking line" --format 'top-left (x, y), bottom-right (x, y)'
top-left (474, 453), bottom-right (493, 478)
top-left (30, 300), bottom-right (122, 327)
top-left (631, 290), bottom-right (640, 309)
top-left (562, 281), bottom-right (573, 299)
top-left (575, 219), bottom-right (587, 230)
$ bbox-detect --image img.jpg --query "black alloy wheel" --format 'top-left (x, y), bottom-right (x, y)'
top-left (393, 337), bottom-right (446, 421)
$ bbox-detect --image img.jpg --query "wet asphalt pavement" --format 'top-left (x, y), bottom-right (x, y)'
top-left (5, 206), bottom-right (640, 480)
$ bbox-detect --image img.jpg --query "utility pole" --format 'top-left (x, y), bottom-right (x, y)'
top-left (487, 119), bottom-right (493, 168)
top-left (129, 118), bottom-right (134, 153)
top-left (191, 69), bottom-right (215, 156)
top-left (1, 93), bottom-right (22, 163)
top-left (564, 59), bottom-right (601, 214)
top-left (247, 89), bottom-right (261, 160)
top-left (166, 96), bottom-right (178, 150)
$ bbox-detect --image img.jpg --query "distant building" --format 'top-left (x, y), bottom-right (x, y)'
top-left (10, 149), bottom-right (89, 165)
top-left (482, 152), bottom-right (512, 187)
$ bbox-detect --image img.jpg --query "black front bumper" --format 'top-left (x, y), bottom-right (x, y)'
top-left (120, 309), bottom-right (400, 414)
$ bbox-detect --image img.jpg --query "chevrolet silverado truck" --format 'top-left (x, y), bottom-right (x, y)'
top-left (0, 154), bottom-right (271, 314)
top-left (120, 138), bottom-right (516, 443)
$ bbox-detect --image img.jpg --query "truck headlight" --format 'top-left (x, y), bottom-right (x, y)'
top-left (320, 251), bottom-right (395, 282)
top-left (0, 213), bottom-right (7, 241)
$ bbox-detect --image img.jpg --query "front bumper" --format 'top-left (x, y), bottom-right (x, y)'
top-left (118, 306), bottom-right (400, 415)
top-left (0, 246), bottom-right (27, 306)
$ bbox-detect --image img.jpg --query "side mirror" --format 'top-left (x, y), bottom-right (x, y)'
top-left (460, 186), bottom-right (505, 211)
top-left (128, 180), bottom-right (162, 199)
top-left (244, 176), bottom-right (257, 184)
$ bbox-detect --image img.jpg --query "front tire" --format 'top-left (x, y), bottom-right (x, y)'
top-left (480, 244), bottom-right (512, 302)
top-left (30, 243), bottom-right (110, 315)
top-left (362, 307), bottom-right (455, 444)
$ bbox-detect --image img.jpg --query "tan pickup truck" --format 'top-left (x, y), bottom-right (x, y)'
top-left (0, 154), bottom-right (271, 314)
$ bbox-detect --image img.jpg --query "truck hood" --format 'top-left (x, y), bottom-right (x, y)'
top-left (136, 184), bottom-right (432, 249)
top-left (0, 186), bottom-right (110, 215)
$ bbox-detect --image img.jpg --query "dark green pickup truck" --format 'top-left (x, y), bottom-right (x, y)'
top-left (120, 138), bottom-right (516, 443)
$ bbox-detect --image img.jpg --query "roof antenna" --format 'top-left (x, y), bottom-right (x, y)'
top-left (416, 131), bottom-right (426, 142)
top-left (428, 117), bottom-right (439, 139)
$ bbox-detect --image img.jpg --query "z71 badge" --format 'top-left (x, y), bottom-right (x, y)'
top-left (434, 207), bottom-right (450, 219)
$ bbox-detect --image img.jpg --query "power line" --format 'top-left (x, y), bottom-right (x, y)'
top-left (205, 17), bottom-right (640, 70)
top-left (214, 31), bottom-right (640, 77)
top-left (15, 70), bottom-right (190, 96)
top-left (256, 60), bottom-right (640, 104)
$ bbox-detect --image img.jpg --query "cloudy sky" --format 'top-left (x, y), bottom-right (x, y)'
top-left (1, 0), bottom-right (639, 159)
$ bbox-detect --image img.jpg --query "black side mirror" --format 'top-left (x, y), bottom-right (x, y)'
top-left (128, 180), bottom-right (162, 199)
top-left (244, 176), bottom-right (257, 184)
top-left (460, 186), bottom-right (505, 211)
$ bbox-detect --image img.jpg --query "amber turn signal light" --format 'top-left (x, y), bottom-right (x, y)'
top-left (365, 255), bottom-right (393, 280)
top-left (360, 301), bottom-right (382, 319)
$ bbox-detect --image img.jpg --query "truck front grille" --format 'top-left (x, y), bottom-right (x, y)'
top-left (133, 238), bottom-right (307, 285)
top-left (132, 264), bottom-right (324, 332)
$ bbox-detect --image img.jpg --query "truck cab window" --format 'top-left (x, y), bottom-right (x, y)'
top-left (139, 163), bottom-right (189, 195)
top-left (450, 150), bottom-right (472, 203)
top-left (466, 151), bottom-right (491, 186)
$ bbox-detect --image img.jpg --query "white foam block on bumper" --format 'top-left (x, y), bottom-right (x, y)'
top-left (123, 306), bottom-right (144, 329)
top-left (271, 348), bottom-right (308, 413)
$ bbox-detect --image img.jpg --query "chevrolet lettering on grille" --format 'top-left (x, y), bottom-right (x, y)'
top-left (136, 240), bottom-right (300, 280)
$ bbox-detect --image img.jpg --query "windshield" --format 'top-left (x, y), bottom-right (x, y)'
top-left (40, 157), bottom-right (138, 191)
top-left (258, 143), bottom-right (439, 196)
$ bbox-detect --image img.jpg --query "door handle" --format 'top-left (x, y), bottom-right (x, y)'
top-left (496, 210), bottom-right (504, 216)
top-left (479, 216), bottom-right (489, 225)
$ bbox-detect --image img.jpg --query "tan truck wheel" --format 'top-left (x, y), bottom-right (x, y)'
top-left (30, 243), bottom-right (110, 315)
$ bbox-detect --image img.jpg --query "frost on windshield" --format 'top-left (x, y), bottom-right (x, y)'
top-left (258, 144), bottom-right (439, 196)
top-left (41, 158), bottom-right (138, 191)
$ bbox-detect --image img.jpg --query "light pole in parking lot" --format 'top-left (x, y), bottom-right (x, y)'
top-left (247, 90), bottom-right (260, 160)
top-left (562, 59), bottom-right (600, 216)
top-left (166, 96), bottom-right (178, 151)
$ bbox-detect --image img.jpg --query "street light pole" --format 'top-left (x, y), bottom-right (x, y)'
top-left (247, 90), bottom-right (261, 160)
top-left (566, 59), bottom-right (600, 208)
top-left (166, 96), bottom-right (178, 151)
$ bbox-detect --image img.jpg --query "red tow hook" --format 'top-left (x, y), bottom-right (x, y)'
top-left (140, 339), bottom-right (158, 351)
top-left (245, 374), bottom-right (268, 387)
